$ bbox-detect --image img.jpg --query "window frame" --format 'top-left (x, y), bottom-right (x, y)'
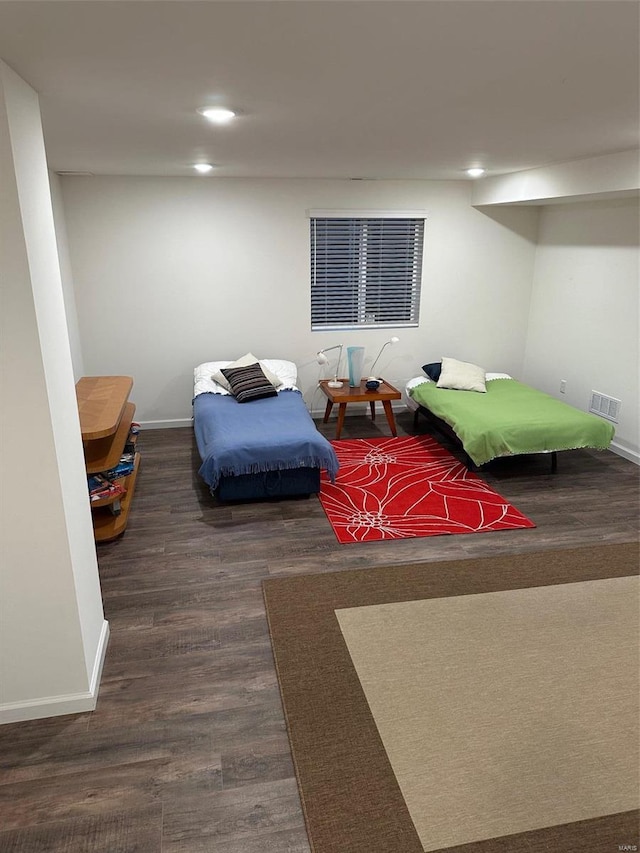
top-left (308, 209), bottom-right (426, 332)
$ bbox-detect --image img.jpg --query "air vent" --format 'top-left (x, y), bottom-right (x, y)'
top-left (589, 391), bottom-right (621, 423)
top-left (55, 171), bottom-right (94, 176)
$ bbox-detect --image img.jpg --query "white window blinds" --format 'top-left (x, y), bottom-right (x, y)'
top-left (310, 214), bottom-right (424, 330)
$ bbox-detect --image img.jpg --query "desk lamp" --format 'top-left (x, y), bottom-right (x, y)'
top-left (367, 336), bottom-right (400, 388)
top-left (317, 345), bottom-right (344, 388)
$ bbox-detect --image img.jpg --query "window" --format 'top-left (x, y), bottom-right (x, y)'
top-left (310, 211), bottom-right (425, 330)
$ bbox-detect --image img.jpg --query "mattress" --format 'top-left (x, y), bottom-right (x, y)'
top-left (193, 386), bottom-right (339, 496)
top-left (407, 375), bottom-right (615, 466)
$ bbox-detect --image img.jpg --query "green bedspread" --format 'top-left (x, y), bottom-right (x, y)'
top-left (410, 378), bottom-right (615, 466)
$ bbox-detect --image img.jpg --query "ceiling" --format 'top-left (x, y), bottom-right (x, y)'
top-left (0, 0), bottom-right (638, 180)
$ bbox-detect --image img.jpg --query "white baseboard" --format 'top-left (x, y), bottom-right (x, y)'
top-left (610, 441), bottom-right (640, 466)
top-left (88, 619), bottom-right (110, 698)
top-left (139, 418), bottom-right (192, 429)
top-left (0, 619), bottom-right (110, 725)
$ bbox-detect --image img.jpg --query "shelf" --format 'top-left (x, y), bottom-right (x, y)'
top-left (76, 375), bottom-right (139, 543)
top-left (92, 453), bottom-right (140, 542)
top-left (76, 376), bottom-right (133, 440)
top-left (89, 484), bottom-right (126, 509)
top-left (84, 402), bottom-right (136, 473)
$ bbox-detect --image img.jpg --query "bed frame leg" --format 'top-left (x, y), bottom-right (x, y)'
top-left (551, 451), bottom-right (558, 473)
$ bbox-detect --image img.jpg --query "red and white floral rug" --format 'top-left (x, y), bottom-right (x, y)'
top-left (319, 435), bottom-right (536, 543)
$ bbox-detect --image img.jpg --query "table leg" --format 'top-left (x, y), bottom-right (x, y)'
top-left (369, 400), bottom-right (376, 420)
top-left (382, 400), bottom-right (398, 437)
top-left (323, 399), bottom-right (333, 423)
top-left (335, 404), bottom-right (347, 439)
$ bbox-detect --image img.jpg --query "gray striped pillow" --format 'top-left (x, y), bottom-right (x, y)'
top-left (221, 362), bottom-right (279, 403)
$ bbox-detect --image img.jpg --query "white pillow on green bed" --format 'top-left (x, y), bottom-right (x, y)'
top-left (437, 356), bottom-right (487, 393)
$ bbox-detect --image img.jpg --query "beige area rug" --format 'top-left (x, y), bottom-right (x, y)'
top-left (263, 543), bottom-right (640, 853)
top-left (337, 577), bottom-right (639, 851)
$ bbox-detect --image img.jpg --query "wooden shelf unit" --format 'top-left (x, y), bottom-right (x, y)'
top-left (76, 375), bottom-right (140, 542)
top-left (91, 453), bottom-right (140, 541)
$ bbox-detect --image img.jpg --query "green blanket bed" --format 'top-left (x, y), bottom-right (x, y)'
top-left (410, 378), bottom-right (615, 466)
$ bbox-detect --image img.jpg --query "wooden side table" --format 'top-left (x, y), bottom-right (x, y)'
top-left (319, 379), bottom-right (402, 440)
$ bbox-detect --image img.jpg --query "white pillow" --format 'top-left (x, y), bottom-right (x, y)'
top-left (212, 352), bottom-right (282, 391)
top-left (194, 368), bottom-right (230, 396)
top-left (194, 359), bottom-right (298, 397)
top-left (260, 359), bottom-right (298, 388)
top-left (437, 357), bottom-right (487, 393)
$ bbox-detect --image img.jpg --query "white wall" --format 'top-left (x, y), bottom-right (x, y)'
top-left (49, 170), bottom-right (84, 380)
top-left (472, 149), bottom-right (639, 206)
top-left (61, 177), bottom-right (539, 423)
top-left (523, 198), bottom-right (639, 460)
top-left (0, 61), bottom-right (108, 723)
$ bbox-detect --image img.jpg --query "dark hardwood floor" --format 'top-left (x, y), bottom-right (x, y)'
top-left (0, 411), bottom-right (638, 852)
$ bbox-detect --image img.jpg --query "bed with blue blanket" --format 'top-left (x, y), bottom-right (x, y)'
top-left (193, 358), bottom-right (339, 501)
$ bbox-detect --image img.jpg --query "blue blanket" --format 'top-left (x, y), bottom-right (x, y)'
top-left (193, 390), bottom-right (339, 490)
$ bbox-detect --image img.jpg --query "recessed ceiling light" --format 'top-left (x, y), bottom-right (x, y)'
top-left (198, 107), bottom-right (236, 124)
top-left (465, 167), bottom-right (486, 178)
top-left (193, 163), bottom-right (214, 173)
